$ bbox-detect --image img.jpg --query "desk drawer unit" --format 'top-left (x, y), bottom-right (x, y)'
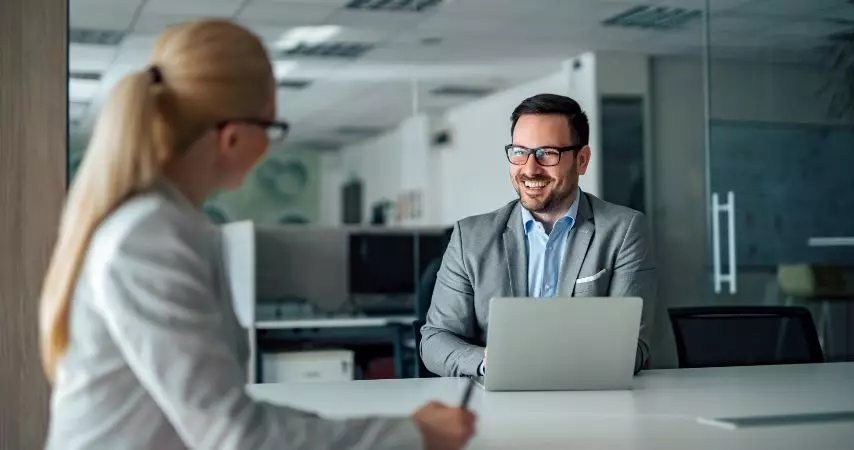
top-left (262, 350), bottom-right (354, 383)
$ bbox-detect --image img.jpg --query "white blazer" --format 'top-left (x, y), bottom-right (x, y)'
top-left (45, 181), bottom-right (422, 449)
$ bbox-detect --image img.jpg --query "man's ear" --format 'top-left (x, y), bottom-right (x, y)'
top-left (576, 145), bottom-right (591, 175)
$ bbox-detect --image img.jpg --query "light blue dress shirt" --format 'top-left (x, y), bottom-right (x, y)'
top-left (480, 189), bottom-right (581, 375)
top-left (521, 189), bottom-right (581, 298)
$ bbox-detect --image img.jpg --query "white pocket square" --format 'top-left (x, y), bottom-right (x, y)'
top-left (576, 268), bottom-right (607, 284)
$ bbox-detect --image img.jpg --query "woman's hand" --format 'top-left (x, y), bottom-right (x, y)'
top-left (413, 401), bottom-right (477, 450)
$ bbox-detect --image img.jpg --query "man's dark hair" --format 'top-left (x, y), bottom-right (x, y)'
top-left (510, 93), bottom-right (589, 146)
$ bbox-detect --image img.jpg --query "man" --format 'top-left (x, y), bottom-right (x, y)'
top-left (420, 93), bottom-right (656, 377)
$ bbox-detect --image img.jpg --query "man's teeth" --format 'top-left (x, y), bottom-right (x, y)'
top-left (524, 180), bottom-right (547, 188)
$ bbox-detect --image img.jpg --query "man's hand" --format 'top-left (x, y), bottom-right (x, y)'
top-left (483, 348), bottom-right (487, 369)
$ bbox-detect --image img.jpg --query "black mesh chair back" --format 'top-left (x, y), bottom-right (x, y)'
top-left (668, 306), bottom-right (824, 368)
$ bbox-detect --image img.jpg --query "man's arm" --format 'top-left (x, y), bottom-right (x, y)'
top-left (609, 212), bottom-right (657, 373)
top-left (420, 223), bottom-right (484, 377)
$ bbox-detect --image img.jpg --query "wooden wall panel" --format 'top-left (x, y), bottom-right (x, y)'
top-left (0, 0), bottom-right (67, 448)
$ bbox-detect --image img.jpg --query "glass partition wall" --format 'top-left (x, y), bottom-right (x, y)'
top-left (703, 0), bottom-right (854, 361)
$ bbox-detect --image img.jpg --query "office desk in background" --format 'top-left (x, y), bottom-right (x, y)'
top-left (249, 362), bottom-right (854, 450)
top-left (251, 315), bottom-right (416, 382)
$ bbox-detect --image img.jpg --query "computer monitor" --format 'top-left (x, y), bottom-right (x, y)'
top-left (348, 230), bottom-right (452, 314)
top-left (349, 233), bottom-right (416, 296)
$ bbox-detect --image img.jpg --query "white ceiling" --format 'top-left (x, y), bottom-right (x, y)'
top-left (69, 0), bottom-right (854, 149)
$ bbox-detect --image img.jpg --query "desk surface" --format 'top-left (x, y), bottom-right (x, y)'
top-left (249, 362), bottom-right (854, 450)
top-left (255, 315), bottom-right (416, 330)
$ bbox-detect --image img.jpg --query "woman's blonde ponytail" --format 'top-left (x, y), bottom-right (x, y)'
top-left (39, 19), bottom-right (272, 382)
top-left (40, 68), bottom-right (164, 381)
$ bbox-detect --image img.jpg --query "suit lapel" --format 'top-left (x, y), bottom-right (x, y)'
top-left (557, 192), bottom-right (595, 296)
top-left (502, 202), bottom-right (527, 297)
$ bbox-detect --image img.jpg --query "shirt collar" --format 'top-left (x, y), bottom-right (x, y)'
top-left (521, 188), bottom-right (582, 234)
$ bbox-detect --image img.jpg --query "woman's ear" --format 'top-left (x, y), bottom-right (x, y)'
top-left (217, 123), bottom-right (240, 155)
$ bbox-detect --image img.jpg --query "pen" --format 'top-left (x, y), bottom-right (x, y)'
top-left (460, 377), bottom-right (475, 409)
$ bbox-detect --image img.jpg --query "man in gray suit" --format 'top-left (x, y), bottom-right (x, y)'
top-left (420, 93), bottom-right (656, 377)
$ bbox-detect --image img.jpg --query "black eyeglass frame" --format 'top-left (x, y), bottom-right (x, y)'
top-left (504, 144), bottom-right (584, 166)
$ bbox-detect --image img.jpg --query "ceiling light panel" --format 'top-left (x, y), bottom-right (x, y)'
top-left (69, 71), bottom-right (102, 81)
top-left (69, 28), bottom-right (125, 46)
top-left (275, 42), bottom-right (375, 59)
top-left (345, 0), bottom-right (443, 12)
top-left (336, 125), bottom-right (386, 136)
top-left (430, 85), bottom-right (494, 97)
top-left (277, 79), bottom-right (313, 90)
top-left (276, 25), bottom-right (342, 50)
top-left (274, 60), bottom-right (300, 78)
top-left (602, 5), bottom-right (702, 30)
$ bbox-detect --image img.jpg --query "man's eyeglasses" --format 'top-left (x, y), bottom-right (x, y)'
top-left (216, 118), bottom-right (290, 143)
top-left (505, 144), bottom-right (583, 167)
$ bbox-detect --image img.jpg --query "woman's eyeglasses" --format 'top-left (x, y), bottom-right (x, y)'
top-left (216, 118), bottom-right (290, 143)
top-left (504, 144), bottom-right (583, 167)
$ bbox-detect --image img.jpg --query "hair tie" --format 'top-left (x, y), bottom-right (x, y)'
top-left (148, 65), bottom-right (163, 84)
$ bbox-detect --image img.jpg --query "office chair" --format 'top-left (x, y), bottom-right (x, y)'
top-left (668, 306), bottom-right (824, 368)
top-left (412, 319), bottom-right (438, 378)
top-left (416, 258), bottom-right (442, 321)
top-left (416, 227), bottom-right (454, 321)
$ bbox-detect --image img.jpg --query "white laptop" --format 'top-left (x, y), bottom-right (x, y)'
top-left (472, 296), bottom-right (643, 391)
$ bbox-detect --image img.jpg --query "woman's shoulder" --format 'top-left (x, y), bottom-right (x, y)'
top-left (90, 189), bottom-right (211, 267)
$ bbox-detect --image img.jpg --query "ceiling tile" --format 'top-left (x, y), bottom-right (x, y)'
top-left (69, 43), bottom-right (118, 72)
top-left (654, 0), bottom-right (753, 12)
top-left (732, 0), bottom-right (848, 18)
top-left (707, 13), bottom-right (785, 34)
top-left (70, 4), bottom-right (139, 31)
top-left (133, 13), bottom-right (205, 33)
top-left (69, 78), bottom-right (101, 102)
top-left (71, 0), bottom-right (834, 144)
top-left (324, 9), bottom-right (427, 32)
top-left (771, 18), bottom-right (851, 39)
top-left (237, 2), bottom-right (340, 25)
top-left (259, 0), bottom-right (349, 4)
top-left (238, 21), bottom-right (291, 43)
top-left (140, 0), bottom-right (244, 16)
top-left (72, 0), bottom-right (143, 4)
top-left (817, 2), bottom-right (854, 21)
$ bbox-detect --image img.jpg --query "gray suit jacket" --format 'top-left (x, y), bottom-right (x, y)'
top-left (46, 181), bottom-right (422, 450)
top-left (420, 192), bottom-right (656, 377)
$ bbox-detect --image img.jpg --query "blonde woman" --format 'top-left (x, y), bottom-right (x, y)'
top-left (40, 19), bottom-right (475, 450)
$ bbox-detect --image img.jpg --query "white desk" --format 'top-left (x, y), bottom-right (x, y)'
top-left (249, 362), bottom-right (854, 450)
top-left (255, 315), bottom-right (416, 330)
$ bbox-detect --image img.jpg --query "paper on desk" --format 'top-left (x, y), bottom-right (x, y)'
top-left (697, 411), bottom-right (854, 430)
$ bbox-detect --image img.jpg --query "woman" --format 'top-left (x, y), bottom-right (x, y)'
top-left (40, 19), bottom-right (475, 450)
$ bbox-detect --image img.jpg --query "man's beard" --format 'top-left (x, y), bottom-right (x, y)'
top-left (515, 168), bottom-right (578, 214)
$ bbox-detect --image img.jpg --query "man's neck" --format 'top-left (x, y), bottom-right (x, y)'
top-left (531, 188), bottom-right (578, 234)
